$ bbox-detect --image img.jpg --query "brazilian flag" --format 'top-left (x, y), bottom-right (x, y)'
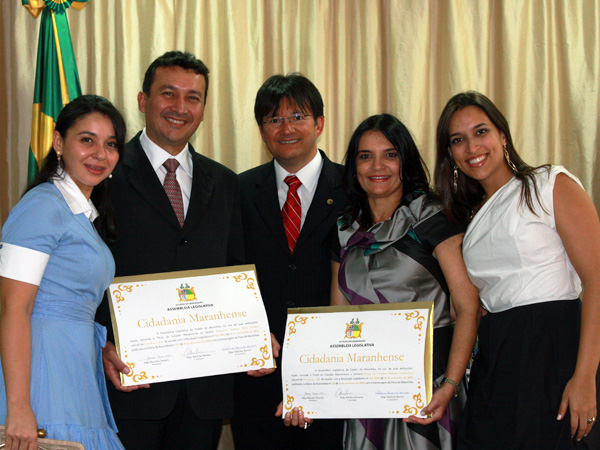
top-left (22, 0), bottom-right (90, 184)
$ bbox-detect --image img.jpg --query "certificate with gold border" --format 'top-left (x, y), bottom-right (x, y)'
top-left (281, 302), bottom-right (433, 419)
top-left (107, 265), bottom-right (274, 386)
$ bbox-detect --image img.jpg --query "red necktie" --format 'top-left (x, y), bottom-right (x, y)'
top-left (282, 175), bottom-right (302, 253)
top-left (163, 159), bottom-right (184, 228)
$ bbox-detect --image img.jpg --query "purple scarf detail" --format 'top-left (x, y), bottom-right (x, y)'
top-left (339, 230), bottom-right (389, 305)
top-left (359, 419), bottom-right (386, 449)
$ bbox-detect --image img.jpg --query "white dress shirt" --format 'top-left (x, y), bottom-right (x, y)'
top-left (140, 128), bottom-right (193, 217)
top-left (274, 150), bottom-right (323, 228)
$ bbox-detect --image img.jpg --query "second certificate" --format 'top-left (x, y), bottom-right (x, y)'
top-left (282, 302), bottom-right (433, 419)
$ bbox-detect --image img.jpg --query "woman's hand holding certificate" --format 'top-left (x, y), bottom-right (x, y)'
top-left (281, 302), bottom-right (433, 419)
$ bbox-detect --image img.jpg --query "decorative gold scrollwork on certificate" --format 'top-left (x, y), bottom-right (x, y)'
top-left (403, 405), bottom-right (419, 415)
top-left (250, 357), bottom-right (266, 367)
top-left (133, 372), bottom-right (149, 383)
top-left (260, 345), bottom-right (270, 359)
top-left (288, 321), bottom-right (297, 335)
top-left (404, 310), bottom-right (425, 330)
top-left (112, 284), bottom-right (133, 302)
top-left (124, 361), bottom-right (149, 383)
top-left (413, 392), bottom-right (424, 409)
top-left (285, 394), bottom-right (295, 410)
top-left (402, 391), bottom-right (425, 416)
top-left (287, 315), bottom-right (310, 336)
top-left (233, 273), bottom-right (247, 282)
top-left (233, 272), bottom-right (257, 290)
top-left (125, 361), bottom-right (135, 374)
top-left (247, 344), bottom-right (272, 368)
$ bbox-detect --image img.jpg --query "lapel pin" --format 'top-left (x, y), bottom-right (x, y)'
top-left (327, 199), bottom-right (334, 205)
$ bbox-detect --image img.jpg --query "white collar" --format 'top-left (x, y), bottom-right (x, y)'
top-left (274, 150), bottom-right (323, 193)
top-left (52, 170), bottom-right (99, 222)
top-left (140, 128), bottom-right (193, 177)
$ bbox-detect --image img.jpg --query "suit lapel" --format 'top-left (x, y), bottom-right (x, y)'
top-left (296, 153), bottom-right (343, 249)
top-left (253, 163), bottom-right (290, 253)
top-left (123, 134), bottom-right (181, 229)
top-left (182, 149), bottom-right (214, 232)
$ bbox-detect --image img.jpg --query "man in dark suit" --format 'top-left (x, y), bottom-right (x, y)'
top-left (231, 74), bottom-right (347, 449)
top-left (96, 51), bottom-right (243, 450)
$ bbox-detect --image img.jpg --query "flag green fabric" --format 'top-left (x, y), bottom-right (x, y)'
top-left (23, 0), bottom-right (89, 184)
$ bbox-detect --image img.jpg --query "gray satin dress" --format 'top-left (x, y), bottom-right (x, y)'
top-left (333, 193), bottom-right (465, 450)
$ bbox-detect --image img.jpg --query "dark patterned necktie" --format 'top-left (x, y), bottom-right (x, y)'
top-left (163, 158), bottom-right (184, 228)
top-left (282, 175), bottom-right (302, 253)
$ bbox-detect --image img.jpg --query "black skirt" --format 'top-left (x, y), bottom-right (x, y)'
top-left (458, 299), bottom-right (600, 450)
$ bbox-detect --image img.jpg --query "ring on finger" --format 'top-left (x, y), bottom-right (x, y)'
top-left (587, 417), bottom-right (596, 424)
top-left (304, 422), bottom-right (311, 430)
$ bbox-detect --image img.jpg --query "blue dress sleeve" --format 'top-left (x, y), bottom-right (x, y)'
top-left (2, 186), bottom-right (66, 256)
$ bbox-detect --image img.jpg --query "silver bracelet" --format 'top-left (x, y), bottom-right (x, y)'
top-left (442, 377), bottom-right (460, 398)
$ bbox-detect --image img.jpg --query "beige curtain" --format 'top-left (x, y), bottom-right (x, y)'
top-left (1, 0), bottom-right (599, 226)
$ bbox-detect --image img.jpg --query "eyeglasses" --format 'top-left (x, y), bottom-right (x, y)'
top-left (262, 113), bottom-right (312, 128)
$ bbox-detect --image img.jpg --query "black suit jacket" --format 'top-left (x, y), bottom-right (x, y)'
top-left (97, 132), bottom-right (244, 420)
top-left (234, 151), bottom-right (349, 416)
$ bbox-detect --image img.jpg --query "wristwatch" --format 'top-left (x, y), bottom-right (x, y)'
top-left (442, 377), bottom-right (460, 398)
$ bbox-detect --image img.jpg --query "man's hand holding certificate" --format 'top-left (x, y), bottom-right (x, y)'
top-left (107, 265), bottom-right (274, 386)
top-left (281, 302), bottom-right (433, 419)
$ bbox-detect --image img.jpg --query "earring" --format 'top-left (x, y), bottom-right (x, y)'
top-left (453, 164), bottom-right (458, 192)
top-left (108, 174), bottom-right (113, 179)
top-left (57, 152), bottom-right (62, 164)
top-left (503, 145), bottom-right (517, 173)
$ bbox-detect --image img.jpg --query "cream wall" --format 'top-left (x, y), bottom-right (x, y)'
top-left (1, 0), bottom-right (599, 226)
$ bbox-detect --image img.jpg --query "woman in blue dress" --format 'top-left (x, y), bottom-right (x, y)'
top-left (0, 95), bottom-right (127, 450)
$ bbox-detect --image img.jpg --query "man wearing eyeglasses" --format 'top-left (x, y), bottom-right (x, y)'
top-left (232, 73), bottom-right (346, 449)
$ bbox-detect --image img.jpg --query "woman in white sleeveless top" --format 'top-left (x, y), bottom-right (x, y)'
top-left (434, 91), bottom-right (600, 450)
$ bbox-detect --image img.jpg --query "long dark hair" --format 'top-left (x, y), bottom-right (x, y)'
top-left (26, 95), bottom-right (126, 243)
top-left (341, 114), bottom-right (432, 230)
top-left (434, 91), bottom-right (547, 223)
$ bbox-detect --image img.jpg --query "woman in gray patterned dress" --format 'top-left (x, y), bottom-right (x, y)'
top-left (329, 114), bottom-right (480, 450)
